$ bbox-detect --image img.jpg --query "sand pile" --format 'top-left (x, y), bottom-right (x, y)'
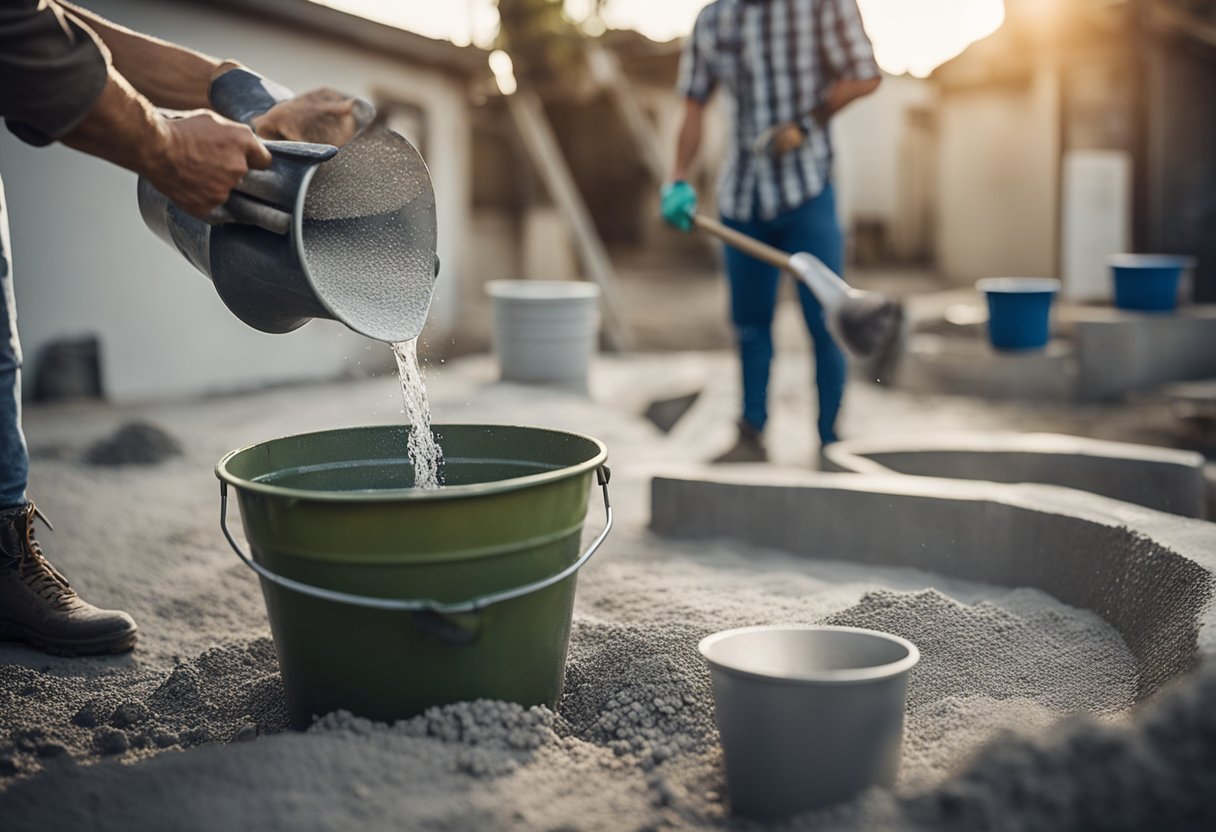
top-left (0, 639), bottom-right (286, 779)
top-left (895, 659), bottom-right (1216, 832)
top-left (84, 421), bottom-right (183, 466)
top-left (827, 588), bottom-right (1136, 789)
top-left (2, 545), bottom-right (1156, 830)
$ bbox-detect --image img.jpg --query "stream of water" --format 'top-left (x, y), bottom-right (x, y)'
top-left (391, 338), bottom-right (443, 489)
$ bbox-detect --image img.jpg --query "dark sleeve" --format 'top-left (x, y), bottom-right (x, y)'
top-left (0, 0), bottom-right (111, 147)
top-left (676, 6), bottom-right (716, 103)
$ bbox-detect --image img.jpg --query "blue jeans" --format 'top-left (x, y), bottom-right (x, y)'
top-left (722, 184), bottom-right (847, 445)
top-left (0, 178), bottom-right (29, 509)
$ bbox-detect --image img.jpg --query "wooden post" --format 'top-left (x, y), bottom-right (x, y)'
top-left (587, 44), bottom-right (720, 260)
top-left (586, 44), bottom-right (667, 181)
top-left (506, 90), bottom-right (634, 352)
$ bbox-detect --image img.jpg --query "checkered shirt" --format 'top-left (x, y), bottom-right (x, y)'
top-left (677, 0), bottom-right (880, 221)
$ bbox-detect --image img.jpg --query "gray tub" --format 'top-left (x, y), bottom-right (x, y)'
top-left (700, 625), bottom-right (918, 818)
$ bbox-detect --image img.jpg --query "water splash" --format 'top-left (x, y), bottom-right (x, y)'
top-left (391, 338), bottom-right (443, 489)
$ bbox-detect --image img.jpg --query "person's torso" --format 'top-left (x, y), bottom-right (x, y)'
top-left (698, 0), bottom-right (837, 221)
top-left (699, 0), bottom-right (831, 146)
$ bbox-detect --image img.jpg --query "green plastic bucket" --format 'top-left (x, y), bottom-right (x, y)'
top-left (215, 424), bottom-right (610, 728)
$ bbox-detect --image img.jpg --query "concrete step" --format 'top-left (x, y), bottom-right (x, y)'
top-left (896, 334), bottom-right (1077, 402)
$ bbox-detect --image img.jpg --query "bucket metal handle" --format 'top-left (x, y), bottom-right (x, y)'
top-left (219, 466), bottom-right (612, 618)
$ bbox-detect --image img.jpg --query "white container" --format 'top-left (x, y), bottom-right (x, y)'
top-left (699, 625), bottom-right (919, 819)
top-left (486, 280), bottom-right (600, 386)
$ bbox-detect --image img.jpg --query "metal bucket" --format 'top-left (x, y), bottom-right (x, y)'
top-left (216, 424), bottom-right (610, 727)
top-left (699, 625), bottom-right (919, 818)
top-left (139, 69), bottom-right (440, 343)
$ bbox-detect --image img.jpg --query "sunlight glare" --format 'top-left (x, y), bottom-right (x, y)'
top-left (306, 1), bottom-right (1006, 78)
top-left (489, 49), bottom-right (518, 95)
top-left (860, 0), bottom-right (1006, 78)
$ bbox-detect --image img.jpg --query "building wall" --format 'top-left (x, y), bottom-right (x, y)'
top-left (0, 0), bottom-right (471, 401)
top-left (834, 73), bottom-right (937, 260)
top-left (1143, 36), bottom-right (1216, 302)
top-left (935, 67), bottom-right (1061, 284)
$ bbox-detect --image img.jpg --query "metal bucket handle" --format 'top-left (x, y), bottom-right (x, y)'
top-left (219, 466), bottom-right (611, 641)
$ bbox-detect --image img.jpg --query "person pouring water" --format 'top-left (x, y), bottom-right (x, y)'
top-left (0, 0), bottom-right (360, 655)
top-left (660, 0), bottom-right (881, 463)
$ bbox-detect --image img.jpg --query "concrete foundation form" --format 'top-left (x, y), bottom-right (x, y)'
top-left (822, 431), bottom-right (1207, 518)
top-left (650, 467), bottom-right (1216, 699)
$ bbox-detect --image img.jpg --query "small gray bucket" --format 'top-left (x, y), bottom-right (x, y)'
top-left (486, 280), bottom-right (600, 387)
top-left (699, 625), bottom-right (919, 819)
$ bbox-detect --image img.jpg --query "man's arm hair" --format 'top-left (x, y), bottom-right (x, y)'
top-left (671, 98), bottom-right (706, 181)
top-left (59, 2), bottom-right (228, 112)
top-left (59, 69), bottom-right (171, 179)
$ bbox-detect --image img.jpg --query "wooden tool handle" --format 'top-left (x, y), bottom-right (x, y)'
top-left (693, 214), bottom-right (791, 271)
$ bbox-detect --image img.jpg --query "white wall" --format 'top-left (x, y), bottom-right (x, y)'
top-left (834, 73), bottom-right (935, 232)
top-left (935, 67), bottom-right (1061, 284)
top-left (0, 0), bottom-right (471, 401)
top-left (1060, 149), bottom-right (1131, 301)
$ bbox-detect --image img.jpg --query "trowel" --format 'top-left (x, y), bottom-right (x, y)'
top-left (693, 215), bottom-right (904, 362)
top-left (138, 69), bottom-right (439, 344)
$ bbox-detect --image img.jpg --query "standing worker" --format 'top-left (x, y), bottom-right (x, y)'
top-left (0, 0), bottom-right (359, 655)
top-left (661, 0), bottom-right (881, 463)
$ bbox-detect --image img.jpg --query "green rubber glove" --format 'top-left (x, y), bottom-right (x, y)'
top-left (660, 180), bottom-right (697, 232)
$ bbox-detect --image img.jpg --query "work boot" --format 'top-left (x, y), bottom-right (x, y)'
top-left (711, 421), bottom-right (768, 464)
top-left (0, 501), bottom-right (137, 656)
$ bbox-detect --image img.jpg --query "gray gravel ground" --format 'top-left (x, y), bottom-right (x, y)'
top-left (2, 340), bottom-right (1211, 830)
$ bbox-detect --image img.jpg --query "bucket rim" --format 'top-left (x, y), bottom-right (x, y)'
top-left (215, 423), bottom-right (607, 502)
top-left (485, 279), bottom-right (601, 301)
top-left (976, 277), bottom-right (1061, 295)
top-left (1107, 253), bottom-right (1197, 270)
top-left (698, 624), bottom-right (919, 686)
top-left (297, 130), bottom-right (439, 344)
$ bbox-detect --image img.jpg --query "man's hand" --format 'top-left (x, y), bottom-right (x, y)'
top-left (660, 180), bottom-right (698, 232)
top-left (146, 111), bottom-right (273, 219)
top-left (251, 88), bottom-right (361, 147)
top-left (61, 73), bottom-right (270, 219)
top-left (769, 122), bottom-right (806, 156)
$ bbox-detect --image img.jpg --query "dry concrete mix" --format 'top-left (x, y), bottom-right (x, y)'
top-left (1, 352), bottom-right (1213, 829)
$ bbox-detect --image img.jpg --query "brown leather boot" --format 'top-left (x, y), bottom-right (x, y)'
top-left (0, 501), bottom-right (137, 656)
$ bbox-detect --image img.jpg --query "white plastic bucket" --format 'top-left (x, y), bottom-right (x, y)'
top-left (486, 280), bottom-right (601, 385)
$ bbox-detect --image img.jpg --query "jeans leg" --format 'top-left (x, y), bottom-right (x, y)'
top-left (779, 185), bottom-right (847, 445)
top-left (0, 178), bottom-right (29, 508)
top-left (721, 214), bottom-right (781, 433)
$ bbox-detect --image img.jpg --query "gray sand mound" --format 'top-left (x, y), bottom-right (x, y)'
top-left (898, 662), bottom-right (1216, 832)
top-left (2, 565), bottom-right (1170, 831)
top-left (0, 640), bottom-right (286, 780)
top-left (84, 421), bottom-right (183, 466)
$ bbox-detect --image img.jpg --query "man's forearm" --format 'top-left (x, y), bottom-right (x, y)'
top-left (671, 100), bottom-right (706, 181)
top-left (814, 76), bottom-right (881, 125)
top-left (60, 2), bottom-right (226, 111)
top-left (59, 70), bottom-right (170, 179)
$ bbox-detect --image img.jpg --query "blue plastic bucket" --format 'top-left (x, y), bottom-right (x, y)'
top-left (977, 278), bottom-right (1060, 351)
top-left (1108, 254), bottom-right (1195, 313)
